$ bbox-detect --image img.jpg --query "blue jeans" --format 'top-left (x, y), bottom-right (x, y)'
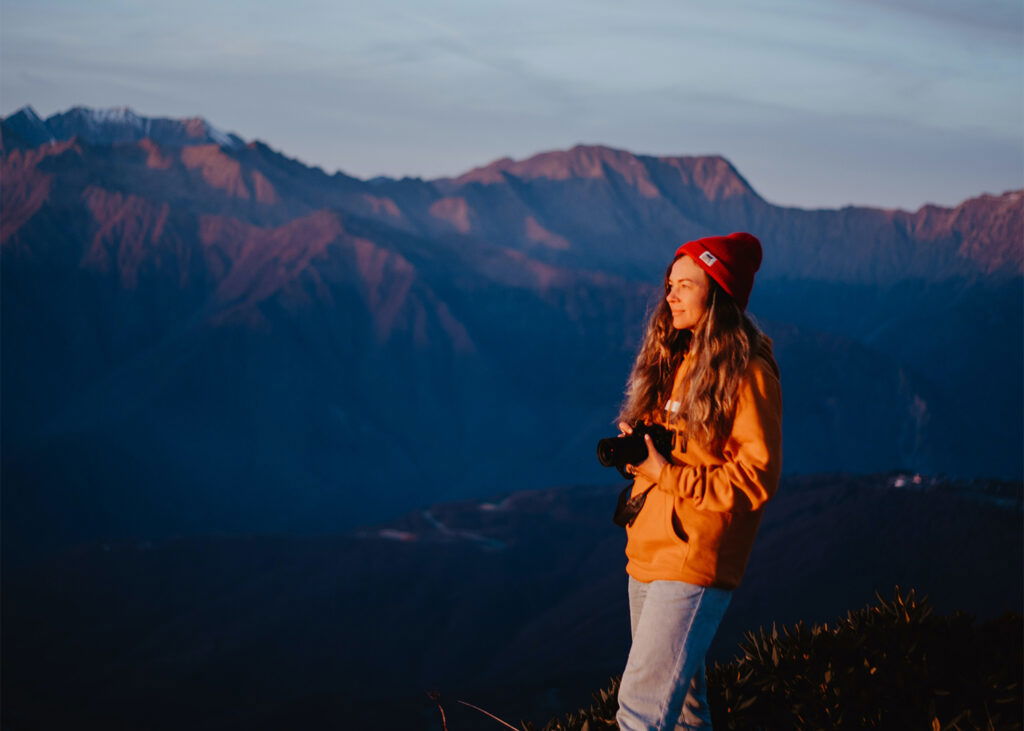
top-left (616, 576), bottom-right (733, 730)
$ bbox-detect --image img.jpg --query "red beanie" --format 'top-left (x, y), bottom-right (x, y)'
top-left (674, 232), bottom-right (763, 310)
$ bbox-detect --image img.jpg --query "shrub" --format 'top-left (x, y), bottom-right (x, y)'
top-left (525, 587), bottom-right (1022, 730)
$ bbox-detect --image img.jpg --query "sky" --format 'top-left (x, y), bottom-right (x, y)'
top-left (1, 0), bottom-right (1022, 210)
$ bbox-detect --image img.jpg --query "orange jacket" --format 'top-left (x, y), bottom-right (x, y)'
top-left (624, 335), bottom-right (783, 590)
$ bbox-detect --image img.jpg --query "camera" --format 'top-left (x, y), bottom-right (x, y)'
top-left (596, 421), bottom-right (676, 479)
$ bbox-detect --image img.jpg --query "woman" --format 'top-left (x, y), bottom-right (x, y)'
top-left (614, 232), bottom-right (783, 730)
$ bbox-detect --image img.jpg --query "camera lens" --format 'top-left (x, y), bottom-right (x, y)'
top-left (596, 433), bottom-right (646, 467)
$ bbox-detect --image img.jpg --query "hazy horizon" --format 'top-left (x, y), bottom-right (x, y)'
top-left (2, 0), bottom-right (1021, 210)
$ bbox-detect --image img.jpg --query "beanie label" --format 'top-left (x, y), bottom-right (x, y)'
top-left (699, 250), bottom-right (718, 266)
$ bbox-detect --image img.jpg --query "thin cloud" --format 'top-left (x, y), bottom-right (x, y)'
top-left (1, 0), bottom-right (1020, 209)
top-left (843, 0), bottom-right (1023, 39)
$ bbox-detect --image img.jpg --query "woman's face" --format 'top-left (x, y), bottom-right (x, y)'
top-left (666, 255), bottom-right (711, 330)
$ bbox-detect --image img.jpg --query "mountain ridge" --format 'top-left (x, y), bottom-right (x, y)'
top-left (4, 472), bottom-right (1020, 729)
top-left (2, 103), bottom-right (1020, 564)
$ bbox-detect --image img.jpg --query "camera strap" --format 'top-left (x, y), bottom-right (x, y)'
top-left (613, 482), bottom-right (657, 528)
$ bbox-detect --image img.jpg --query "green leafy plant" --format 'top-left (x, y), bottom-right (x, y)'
top-left (526, 587), bottom-right (1022, 730)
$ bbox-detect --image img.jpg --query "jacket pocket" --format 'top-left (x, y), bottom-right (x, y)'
top-left (625, 488), bottom-right (681, 566)
top-left (667, 500), bottom-right (690, 545)
top-left (679, 500), bottom-right (733, 582)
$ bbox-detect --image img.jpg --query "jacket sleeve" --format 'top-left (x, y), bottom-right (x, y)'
top-left (654, 358), bottom-right (783, 513)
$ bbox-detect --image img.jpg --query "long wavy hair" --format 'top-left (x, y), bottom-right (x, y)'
top-left (617, 253), bottom-right (766, 455)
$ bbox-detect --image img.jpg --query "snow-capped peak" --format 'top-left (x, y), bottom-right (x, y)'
top-left (79, 105), bottom-right (143, 126)
top-left (1, 105), bottom-right (248, 151)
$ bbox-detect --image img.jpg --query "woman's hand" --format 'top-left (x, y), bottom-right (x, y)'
top-left (619, 421), bottom-right (669, 483)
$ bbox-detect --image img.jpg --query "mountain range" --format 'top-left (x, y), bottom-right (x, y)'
top-left (2, 105), bottom-right (1021, 564)
top-left (4, 472), bottom-right (1020, 730)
